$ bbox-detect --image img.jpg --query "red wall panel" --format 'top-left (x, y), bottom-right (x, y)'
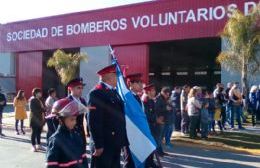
top-left (0, 0), bottom-right (258, 52)
top-left (16, 52), bottom-right (42, 98)
top-left (114, 44), bottom-right (149, 84)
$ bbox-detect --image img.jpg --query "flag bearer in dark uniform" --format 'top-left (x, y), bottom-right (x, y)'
top-left (67, 78), bottom-right (87, 148)
top-left (142, 84), bottom-right (160, 168)
top-left (46, 98), bottom-right (88, 168)
top-left (124, 73), bottom-right (144, 168)
top-left (126, 73), bottom-right (144, 106)
top-left (87, 64), bottom-right (129, 168)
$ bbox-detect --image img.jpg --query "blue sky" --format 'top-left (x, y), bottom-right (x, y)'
top-left (0, 0), bottom-right (152, 24)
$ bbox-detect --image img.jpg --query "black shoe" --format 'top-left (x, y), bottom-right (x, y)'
top-left (16, 131), bottom-right (20, 135)
top-left (21, 130), bottom-right (25, 135)
top-left (157, 151), bottom-right (166, 157)
top-left (0, 133), bottom-right (5, 137)
top-left (201, 136), bottom-right (208, 140)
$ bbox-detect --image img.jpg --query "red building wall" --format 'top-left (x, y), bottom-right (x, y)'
top-left (16, 52), bottom-right (42, 98)
top-left (114, 44), bottom-right (149, 84)
top-left (1, 0), bottom-right (258, 52)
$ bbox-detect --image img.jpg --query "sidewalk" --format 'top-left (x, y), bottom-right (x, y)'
top-left (2, 112), bottom-right (30, 128)
top-left (3, 111), bottom-right (260, 156)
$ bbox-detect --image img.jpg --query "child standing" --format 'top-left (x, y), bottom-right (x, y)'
top-left (46, 98), bottom-right (88, 168)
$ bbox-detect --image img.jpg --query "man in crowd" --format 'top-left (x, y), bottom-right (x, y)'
top-left (180, 85), bottom-right (190, 136)
top-left (142, 84), bottom-right (160, 168)
top-left (214, 83), bottom-right (226, 130)
top-left (154, 87), bottom-right (172, 156)
top-left (225, 82), bottom-right (233, 126)
top-left (0, 86), bottom-right (6, 137)
top-left (45, 88), bottom-right (58, 141)
top-left (171, 86), bottom-right (181, 131)
top-left (88, 64), bottom-right (129, 168)
top-left (67, 78), bottom-right (87, 147)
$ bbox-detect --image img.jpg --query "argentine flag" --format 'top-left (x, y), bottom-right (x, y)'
top-left (112, 58), bottom-right (157, 168)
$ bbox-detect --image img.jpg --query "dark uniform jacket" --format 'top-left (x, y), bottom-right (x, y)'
top-left (29, 97), bottom-right (45, 128)
top-left (87, 82), bottom-right (129, 150)
top-left (68, 95), bottom-right (87, 146)
top-left (0, 93), bottom-right (6, 112)
top-left (46, 125), bottom-right (88, 168)
top-left (143, 96), bottom-right (157, 135)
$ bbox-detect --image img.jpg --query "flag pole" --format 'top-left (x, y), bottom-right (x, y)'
top-left (109, 45), bottom-right (117, 61)
top-left (108, 45), bottom-right (163, 168)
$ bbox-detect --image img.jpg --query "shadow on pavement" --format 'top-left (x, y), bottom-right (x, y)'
top-left (160, 145), bottom-right (260, 168)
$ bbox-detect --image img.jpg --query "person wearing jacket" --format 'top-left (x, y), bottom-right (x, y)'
top-left (45, 88), bottom-right (58, 142)
top-left (170, 86), bottom-right (181, 132)
top-left (229, 82), bottom-right (243, 130)
top-left (13, 90), bottom-right (27, 135)
top-left (142, 84), bottom-right (159, 168)
top-left (256, 85), bottom-right (260, 121)
top-left (29, 88), bottom-right (45, 152)
top-left (46, 98), bottom-right (88, 168)
top-left (187, 87), bottom-right (202, 139)
top-left (154, 87), bottom-right (171, 156)
top-left (249, 85), bottom-right (258, 127)
top-left (200, 90), bottom-right (209, 139)
top-left (207, 91), bottom-right (215, 134)
top-left (67, 78), bottom-right (87, 148)
top-left (180, 85), bottom-right (190, 135)
top-left (88, 65), bottom-right (129, 168)
top-left (0, 86), bottom-right (7, 137)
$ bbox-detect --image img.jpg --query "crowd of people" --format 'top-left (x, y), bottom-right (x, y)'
top-left (0, 63), bottom-right (259, 168)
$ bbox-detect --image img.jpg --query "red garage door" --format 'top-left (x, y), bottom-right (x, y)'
top-left (114, 44), bottom-right (149, 84)
top-left (16, 52), bottom-right (42, 98)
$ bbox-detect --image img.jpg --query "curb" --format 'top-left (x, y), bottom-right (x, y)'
top-left (172, 137), bottom-right (260, 156)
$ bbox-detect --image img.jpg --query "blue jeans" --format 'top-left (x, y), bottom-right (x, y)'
top-left (226, 104), bottom-right (232, 125)
top-left (201, 122), bottom-right (208, 138)
top-left (208, 111), bottom-right (214, 131)
top-left (155, 124), bottom-right (165, 153)
top-left (231, 105), bottom-right (242, 129)
top-left (164, 123), bottom-right (174, 145)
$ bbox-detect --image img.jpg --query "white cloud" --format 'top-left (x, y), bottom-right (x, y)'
top-left (0, 0), bottom-right (152, 23)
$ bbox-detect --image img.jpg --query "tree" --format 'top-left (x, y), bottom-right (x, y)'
top-left (217, 5), bottom-right (260, 96)
top-left (47, 49), bottom-right (88, 85)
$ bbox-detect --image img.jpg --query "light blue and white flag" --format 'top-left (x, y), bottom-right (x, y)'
top-left (110, 47), bottom-right (157, 168)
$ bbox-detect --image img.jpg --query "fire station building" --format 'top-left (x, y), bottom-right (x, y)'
top-left (0, 0), bottom-right (259, 99)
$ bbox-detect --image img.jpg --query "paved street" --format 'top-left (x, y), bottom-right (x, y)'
top-left (1, 127), bottom-right (260, 168)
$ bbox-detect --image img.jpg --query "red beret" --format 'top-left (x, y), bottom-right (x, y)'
top-left (143, 84), bottom-right (155, 91)
top-left (67, 78), bottom-right (85, 89)
top-left (126, 73), bottom-right (142, 83)
top-left (97, 64), bottom-right (116, 76)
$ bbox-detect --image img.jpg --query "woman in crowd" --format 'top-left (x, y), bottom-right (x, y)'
top-left (248, 85), bottom-right (258, 127)
top-left (229, 82), bottom-right (243, 130)
top-left (13, 90), bottom-right (27, 135)
top-left (187, 87), bottom-right (201, 139)
top-left (29, 88), bottom-right (45, 152)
